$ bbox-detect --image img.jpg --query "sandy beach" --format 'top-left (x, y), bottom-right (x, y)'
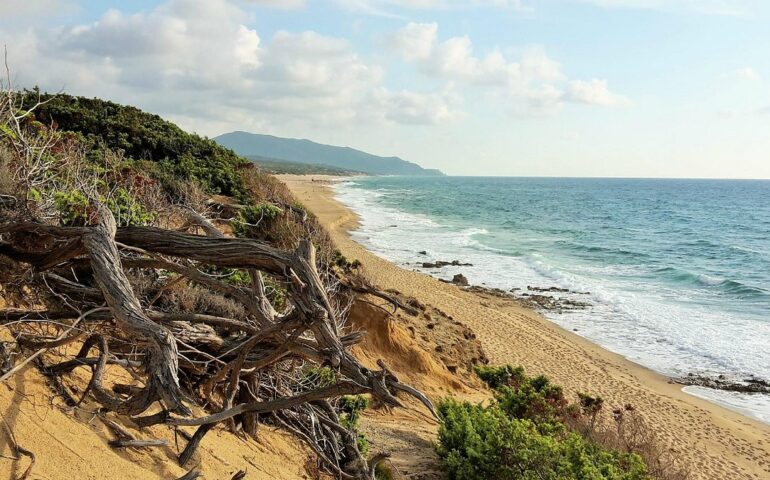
top-left (280, 174), bottom-right (770, 480)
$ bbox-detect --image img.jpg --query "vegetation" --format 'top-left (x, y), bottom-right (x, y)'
top-left (23, 90), bottom-right (249, 199)
top-left (248, 155), bottom-right (364, 176)
top-left (10, 90), bottom-right (338, 261)
top-left (437, 366), bottom-right (687, 480)
top-left (1, 86), bottom-right (422, 479)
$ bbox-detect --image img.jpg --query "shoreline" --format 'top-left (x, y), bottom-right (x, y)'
top-left (280, 174), bottom-right (770, 480)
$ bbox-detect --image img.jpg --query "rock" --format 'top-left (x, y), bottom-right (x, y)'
top-left (421, 259), bottom-right (473, 268)
top-left (452, 273), bottom-right (469, 286)
top-left (675, 374), bottom-right (770, 394)
top-left (418, 250), bottom-right (427, 255)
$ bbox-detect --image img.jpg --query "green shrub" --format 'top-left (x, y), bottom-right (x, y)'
top-left (436, 366), bottom-right (650, 480)
top-left (374, 463), bottom-right (394, 480)
top-left (495, 375), bottom-right (567, 427)
top-left (234, 203), bottom-right (283, 235)
top-left (437, 398), bottom-right (647, 480)
top-left (475, 364), bottom-right (526, 390)
top-left (53, 187), bottom-right (155, 226)
top-left (339, 395), bottom-right (370, 455)
top-left (332, 248), bottom-right (362, 271)
top-left (22, 92), bottom-right (250, 200)
top-left (303, 366), bottom-right (338, 389)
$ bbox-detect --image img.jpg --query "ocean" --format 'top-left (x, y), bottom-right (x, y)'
top-left (333, 176), bottom-right (770, 424)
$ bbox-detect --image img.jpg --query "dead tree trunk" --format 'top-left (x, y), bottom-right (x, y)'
top-left (0, 209), bottom-right (436, 478)
top-left (82, 205), bottom-right (189, 415)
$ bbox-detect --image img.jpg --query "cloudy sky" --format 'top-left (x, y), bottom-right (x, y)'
top-left (1, 0), bottom-right (769, 177)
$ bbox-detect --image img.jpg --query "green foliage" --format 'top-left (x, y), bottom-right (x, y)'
top-left (262, 275), bottom-right (287, 311)
top-left (374, 463), bottom-right (394, 480)
top-left (223, 269), bottom-right (252, 286)
top-left (578, 393), bottom-right (605, 416)
top-left (303, 366), bottom-right (339, 389)
top-left (339, 395), bottom-right (370, 456)
top-left (475, 364), bottom-right (526, 390)
top-left (0, 123), bottom-right (16, 140)
top-left (248, 156), bottom-right (362, 176)
top-left (332, 249), bottom-right (362, 271)
top-left (495, 375), bottom-right (567, 427)
top-left (436, 366), bottom-right (650, 480)
top-left (21, 92), bottom-right (250, 199)
top-left (53, 187), bottom-right (155, 226)
top-left (339, 395), bottom-right (369, 429)
top-left (234, 203), bottom-right (283, 235)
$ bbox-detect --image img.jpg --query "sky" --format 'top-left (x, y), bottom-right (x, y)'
top-left (1, 0), bottom-right (769, 178)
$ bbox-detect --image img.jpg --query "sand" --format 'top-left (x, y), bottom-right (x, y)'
top-left (280, 174), bottom-right (770, 480)
top-left (0, 355), bottom-right (319, 480)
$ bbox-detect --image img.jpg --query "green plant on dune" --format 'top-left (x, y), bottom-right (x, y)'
top-left (234, 202), bottom-right (283, 235)
top-left (339, 395), bottom-right (370, 456)
top-left (437, 366), bottom-right (650, 480)
top-left (53, 186), bottom-right (155, 226)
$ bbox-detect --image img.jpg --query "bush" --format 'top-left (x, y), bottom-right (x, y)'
top-left (234, 203), bottom-right (283, 235)
top-left (22, 92), bottom-right (250, 199)
top-left (475, 364), bottom-right (526, 390)
top-left (339, 395), bottom-right (370, 455)
top-left (437, 366), bottom-right (651, 480)
top-left (53, 186), bottom-right (155, 226)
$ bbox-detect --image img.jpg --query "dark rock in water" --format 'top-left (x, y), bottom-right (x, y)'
top-left (528, 286), bottom-right (571, 293)
top-left (422, 259), bottom-right (474, 268)
top-left (452, 273), bottom-right (469, 286)
top-left (675, 374), bottom-right (770, 394)
top-left (418, 250), bottom-right (427, 255)
top-left (466, 285), bottom-right (591, 312)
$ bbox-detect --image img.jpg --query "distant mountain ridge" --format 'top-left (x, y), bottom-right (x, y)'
top-left (215, 131), bottom-right (443, 176)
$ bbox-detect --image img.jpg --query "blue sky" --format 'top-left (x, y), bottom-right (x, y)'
top-left (1, 0), bottom-right (769, 177)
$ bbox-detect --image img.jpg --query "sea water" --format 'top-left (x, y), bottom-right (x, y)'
top-left (333, 177), bottom-right (770, 423)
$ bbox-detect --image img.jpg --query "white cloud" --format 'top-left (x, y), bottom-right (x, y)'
top-left (237, 0), bottom-right (306, 7)
top-left (0, 0), bottom-right (75, 17)
top-left (2, 0), bottom-right (457, 132)
top-left (334, 0), bottom-right (530, 15)
top-left (387, 22), bottom-right (628, 113)
top-left (376, 86), bottom-right (461, 124)
top-left (723, 67), bottom-right (761, 81)
top-left (566, 79), bottom-right (631, 107)
top-left (576, 0), bottom-right (750, 16)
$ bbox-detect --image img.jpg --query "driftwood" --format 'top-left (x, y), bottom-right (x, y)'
top-left (0, 205), bottom-right (435, 479)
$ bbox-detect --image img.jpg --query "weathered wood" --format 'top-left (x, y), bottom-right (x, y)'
top-left (109, 439), bottom-right (168, 448)
top-left (82, 205), bottom-right (189, 415)
top-left (0, 214), bottom-right (439, 479)
top-left (167, 381), bottom-right (367, 427)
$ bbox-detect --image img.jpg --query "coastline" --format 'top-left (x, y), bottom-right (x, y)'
top-left (279, 174), bottom-right (770, 480)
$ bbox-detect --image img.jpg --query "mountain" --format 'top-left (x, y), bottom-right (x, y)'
top-left (214, 131), bottom-right (444, 176)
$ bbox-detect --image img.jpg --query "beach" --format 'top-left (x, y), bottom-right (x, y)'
top-left (280, 174), bottom-right (770, 480)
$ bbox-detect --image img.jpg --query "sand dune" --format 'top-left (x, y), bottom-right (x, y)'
top-left (280, 174), bottom-right (770, 480)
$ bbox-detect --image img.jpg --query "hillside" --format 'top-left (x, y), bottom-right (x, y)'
top-left (249, 155), bottom-right (364, 176)
top-left (215, 131), bottom-right (444, 176)
top-left (0, 91), bottom-right (471, 479)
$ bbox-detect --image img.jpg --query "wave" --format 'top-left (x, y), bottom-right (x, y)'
top-left (554, 240), bottom-right (651, 261)
top-left (654, 267), bottom-right (769, 299)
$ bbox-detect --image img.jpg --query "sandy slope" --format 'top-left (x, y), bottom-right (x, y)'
top-left (0, 356), bottom-right (319, 480)
top-left (280, 174), bottom-right (770, 480)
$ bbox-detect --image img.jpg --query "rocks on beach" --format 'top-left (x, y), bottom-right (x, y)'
top-left (465, 285), bottom-right (591, 313)
top-left (452, 273), bottom-right (469, 286)
top-left (421, 259), bottom-right (473, 268)
top-left (675, 374), bottom-right (770, 394)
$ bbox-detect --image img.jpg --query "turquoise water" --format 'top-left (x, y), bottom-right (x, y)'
top-left (334, 177), bottom-right (770, 422)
